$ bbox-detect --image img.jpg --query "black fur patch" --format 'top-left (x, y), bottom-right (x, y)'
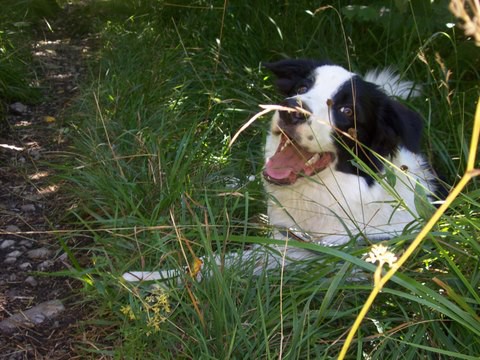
top-left (330, 77), bottom-right (423, 182)
top-left (264, 59), bottom-right (331, 96)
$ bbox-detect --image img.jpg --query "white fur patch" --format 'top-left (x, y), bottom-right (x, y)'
top-left (265, 147), bottom-right (434, 246)
top-left (364, 68), bottom-right (421, 99)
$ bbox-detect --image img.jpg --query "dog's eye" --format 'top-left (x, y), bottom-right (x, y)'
top-left (296, 86), bottom-right (309, 95)
top-left (340, 106), bottom-right (354, 117)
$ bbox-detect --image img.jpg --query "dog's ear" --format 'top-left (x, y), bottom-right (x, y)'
top-left (371, 98), bottom-right (423, 157)
top-left (386, 100), bottom-right (423, 153)
top-left (264, 59), bottom-right (327, 96)
top-left (264, 59), bottom-right (322, 78)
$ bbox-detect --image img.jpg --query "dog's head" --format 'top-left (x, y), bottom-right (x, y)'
top-left (263, 59), bottom-right (424, 185)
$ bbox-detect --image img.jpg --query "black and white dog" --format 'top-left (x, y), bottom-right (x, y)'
top-left (123, 59), bottom-right (437, 282)
top-left (263, 59), bottom-right (436, 247)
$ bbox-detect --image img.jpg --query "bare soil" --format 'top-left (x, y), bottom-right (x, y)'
top-left (0, 24), bottom-right (94, 359)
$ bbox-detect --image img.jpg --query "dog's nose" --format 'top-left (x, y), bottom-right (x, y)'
top-left (281, 97), bottom-right (310, 125)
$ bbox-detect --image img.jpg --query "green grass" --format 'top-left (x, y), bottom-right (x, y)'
top-left (58, 0), bottom-right (480, 358)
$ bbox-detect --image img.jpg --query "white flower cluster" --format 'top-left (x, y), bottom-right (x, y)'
top-left (365, 244), bottom-right (397, 268)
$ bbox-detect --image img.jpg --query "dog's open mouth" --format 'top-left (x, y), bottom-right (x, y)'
top-left (263, 134), bottom-right (334, 185)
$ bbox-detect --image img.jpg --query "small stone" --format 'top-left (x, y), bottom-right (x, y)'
top-left (19, 240), bottom-right (33, 248)
top-left (20, 204), bottom-right (36, 212)
top-left (19, 262), bottom-right (32, 270)
top-left (0, 240), bottom-right (15, 249)
top-left (0, 300), bottom-right (65, 334)
top-left (5, 225), bottom-right (20, 232)
top-left (9, 102), bottom-right (28, 115)
top-left (4, 257), bottom-right (17, 265)
top-left (37, 260), bottom-right (54, 271)
top-left (31, 313), bottom-right (46, 324)
top-left (6, 250), bottom-right (22, 258)
top-left (27, 248), bottom-right (53, 259)
top-left (25, 276), bottom-right (38, 287)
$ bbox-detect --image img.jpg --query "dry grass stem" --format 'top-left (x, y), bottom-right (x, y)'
top-left (449, 0), bottom-right (480, 45)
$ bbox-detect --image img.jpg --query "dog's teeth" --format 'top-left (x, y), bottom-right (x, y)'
top-left (280, 139), bottom-right (292, 152)
top-left (305, 153), bottom-right (320, 166)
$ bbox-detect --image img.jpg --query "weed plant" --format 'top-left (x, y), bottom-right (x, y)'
top-left (62, 0), bottom-right (480, 358)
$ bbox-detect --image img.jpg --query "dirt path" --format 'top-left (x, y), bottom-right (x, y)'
top-left (0, 25), bottom-right (92, 359)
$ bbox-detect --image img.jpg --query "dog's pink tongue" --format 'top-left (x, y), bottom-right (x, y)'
top-left (265, 143), bottom-right (313, 182)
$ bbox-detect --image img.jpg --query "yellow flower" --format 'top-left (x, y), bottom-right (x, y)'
top-left (120, 305), bottom-right (136, 320)
top-left (144, 285), bottom-right (172, 335)
top-left (146, 286), bottom-right (172, 313)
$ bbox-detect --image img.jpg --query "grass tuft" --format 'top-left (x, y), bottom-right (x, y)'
top-left (58, 1), bottom-right (480, 358)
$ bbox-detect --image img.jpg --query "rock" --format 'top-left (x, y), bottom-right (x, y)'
top-left (26, 248), bottom-right (53, 259)
top-left (6, 250), bottom-right (22, 258)
top-left (31, 313), bottom-right (46, 325)
top-left (20, 204), bottom-right (36, 212)
top-left (24, 276), bottom-right (38, 287)
top-left (0, 240), bottom-right (16, 249)
top-left (19, 240), bottom-right (33, 248)
top-left (37, 260), bottom-right (54, 271)
top-left (9, 102), bottom-right (28, 115)
top-left (5, 225), bottom-right (21, 232)
top-left (0, 300), bottom-right (65, 334)
top-left (18, 262), bottom-right (32, 270)
top-left (4, 257), bottom-right (17, 265)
